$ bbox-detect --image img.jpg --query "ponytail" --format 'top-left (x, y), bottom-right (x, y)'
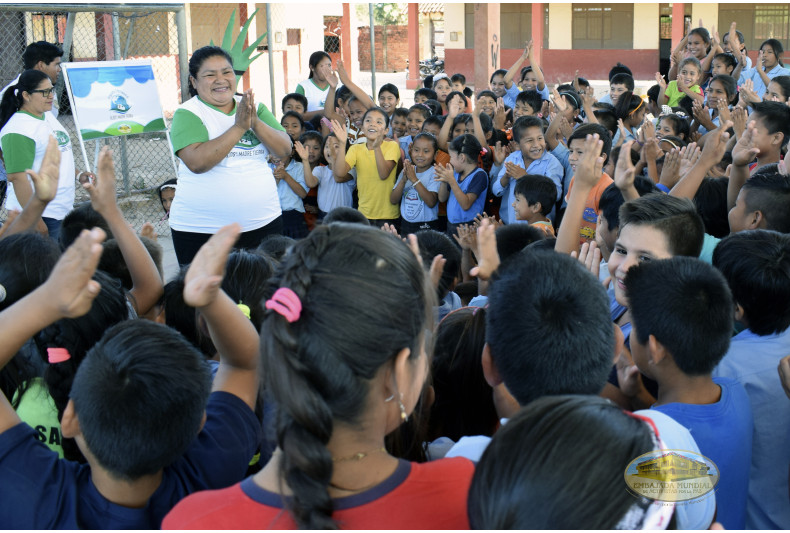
top-left (449, 133), bottom-right (483, 163)
top-left (0, 70), bottom-right (49, 131)
top-left (614, 91), bottom-right (644, 121)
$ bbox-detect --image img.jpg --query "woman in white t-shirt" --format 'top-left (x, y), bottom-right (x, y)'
top-left (0, 70), bottom-right (90, 242)
top-left (295, 51), bottom-right (333, 122)
top-left (169, 46), bottom-right (292, 266)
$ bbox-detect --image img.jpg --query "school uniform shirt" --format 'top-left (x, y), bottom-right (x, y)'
top-left (295, 79), bottom-right (330, 112)
top-left (345, 141), bottom-right (401, 220)
top-left (738, 64), bottom-right (790, 100)
top-left (713, 326), bottom-right (790, 530)
top-left (446, 167), bottom-right (488, 224)
top-left (504, 83), bottom-right (550, 109)
top-left (612, 126), bottom-right (639, 147)
top-left (493, 150), bottom-right (564, 224)
top-left (564, 172), bottom-right (614, 244)
top-left (271, 159), bottom-right (308, 213)
top-left (598, 93), bottom-right (614, 106)
top-left (551, 143), bottom-right (575, 207)
top-left (664, 80), bottom-right (703, 108)
top-left (314, 165), bottom-right (356, 213)
top-left (398, 135), bottom-right (412, 156)
top-left (169, 96), bottom-right (283, 233)
top-left (162, 458), bottom-right (474, 529)
top-left (0, 110), bottom-right (75, 219)
top-left (0, 391), bottom-right (259, 529)
top-left (652, 377), bottom-right (753, 530)
top-left (697, 108), bottom-right (722, 136)
top-left (395, 167), bottom-right (440, 223)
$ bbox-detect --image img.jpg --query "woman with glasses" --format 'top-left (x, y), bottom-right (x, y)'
top-left (0, 70), bottom-right (91, 241)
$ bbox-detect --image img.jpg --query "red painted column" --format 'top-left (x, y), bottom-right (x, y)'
top-left (406, 3), bottom-right (420, 89)
top-left (531, 3), bottom-right (544, 67)
top-left (341, 3), bottom-right (352, 66)
top-left (473, 4), bottom-right (500, 92)
top-left (672, 3), bottom-right (685, 52)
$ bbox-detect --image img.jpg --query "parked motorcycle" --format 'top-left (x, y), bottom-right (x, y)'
top-left (419, 56), bottom-right (444, 77)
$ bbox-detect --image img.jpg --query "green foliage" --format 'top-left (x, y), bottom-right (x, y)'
top-left (355, 3), bottom-right (408, 26)
top-left (209, 8), bottom-right (267, 81)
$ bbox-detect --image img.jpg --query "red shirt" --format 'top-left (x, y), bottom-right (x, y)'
top-left (163, 457), bottom-right (474, 530)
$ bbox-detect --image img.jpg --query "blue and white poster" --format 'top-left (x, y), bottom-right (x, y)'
top-left (63, 60), bottom-right (166, 140)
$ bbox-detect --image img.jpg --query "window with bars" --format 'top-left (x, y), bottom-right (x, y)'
top-left (464, 4), bottom-right (549, 51)
top-left (572, 4), bottom-right (633, 50)
top-left (719, 5), bottom-right (790, 52)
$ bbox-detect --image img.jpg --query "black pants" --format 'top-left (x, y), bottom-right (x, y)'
top-left (400, 219), bottom-right (442, 236)
top-left (172, 216), bottom-right (284, 267)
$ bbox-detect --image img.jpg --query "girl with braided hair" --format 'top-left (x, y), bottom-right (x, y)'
top-left (164, 223), bottom-right (474, 529)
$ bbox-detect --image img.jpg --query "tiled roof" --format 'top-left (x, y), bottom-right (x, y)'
top-left (419, 3), bottom-right (444, 14)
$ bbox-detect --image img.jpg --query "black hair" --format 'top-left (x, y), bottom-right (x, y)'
top-left (608, 62), bottom-right (633, 81)
top-left (593, 109), bottom-right (618, 139)
top-left (298, 130), bottom-right (326, 166)
top-left (415, 230), bottom-right (461, 300)
top-left (188, 46), bottom-right (233, 97)
top-left (412, 131), bottom-right (439, 153)
top-left (658, 135), bottom-right (687, 151)
top-left (468, 395), bottom-right (655, 529)
top-left (723, 29), bottom-right (746, 50)
top-left (307, 51), bottom-right (331, 79)
top-left (626, 257), bottom-right (733, 375)
top-left (761, 39), bottom-right (785, 67)
top-left (158, 178), bottom-right (177, 212)
top-left (421, 99), bottom-right (442, 117)
top-left (335, 85), bottom-right (352, 103)
top-left (713, 230), bottom-right (790, 336)
top-left (515, 90), bottom-right (543, 115)
top-left (689, 27), bottom-right (712, 47)
top-left (281, 92), bottom-right (308, 113)
top-left (422, 114), bottom-right (444, 131)
top-left (693, 177), bottom-right (730, 238)
top-left (257, 234), bottom-right (297, 262)
top-left (0, 233), bottom-right (60, 313)
top-left (260, 224), bottom-right (431, 529)
top-left (429, 307), bottom-right (496, 442)
top-left (675, 96), bottom-right (695, 118)
top-left (751, 101), bottom-right (790, 147)
top-left (423, 75), bottom-right (434, 89)
top-left (619, 194), bottom-right (705, 257)
top-left (445, 90), bottom-right (468, 109)
top-left (450, 73), bottom-right (466, 85)
top-left (414, 87), bottom-right (438, 102)
top-left (577, 77), bottom-right (590, 88)
top-left (610, 72), bottom-right (635, 91)
top-left (70, 320), bottom-right (212, 480)
top-left (558, 88), bottom-right (582, 111)
top-left (657, 113), bottom-right (690, 140)
top-left (489, 69), bottom-right (507, 83)
top-left (486, 251), bottom-right (614, 406)
top-left (708, 74), bottom-right (738, 105)
top-left (99, 237), bottom-right (163, 290)
top-left (741, 171), bottom-right (790, 233)
top-left (512, 115), bottom-right (544, 143)
top-left (58, 204), bottom-right (112, 249)
top-left (432, 75), bottom-right (452, 91)
top-left (476, 89), bottom-right (497, 103)
top-left (712, 53), bottom-right (737, 72)
top-left (451, 113), bottom-right (470, 136)
top-left (514, 174), bottom-right (557, 216)
top-left (598, 178), bottom-right (660, 232)
top-left (567, 123), bottom-right (613, 163)
top-left (361, 106), bottom-right (389, 128)
top-left (281, 110), bottom-right (305, 128)
top-left (647, 84), bottom-right (660, 104)
top-left (378, 83), bottom-right (399, 101)
top-left (495, 224), bottom-right (547, 265)
top-left (448, 133), bottom-right (483, 163)
top-left (392, 107), bottom-right (409, 120)
top-left (466, 111), bottom-right (493, 135)
top-left (22, 41), bottom-right (63, 70)
top-left (770, 75), bottom-right (790, 100)
top-left (614, 91), bottom-right (644, 121)
top-left (162, 267), bottom-right (216, 357)
top-left (322, 206), bottom-right (370, 226)
top-left (0, 69), bottom-right (50, 131)
top-left (408, 103), bottom-right (432, 121)
top-left (220, 250), bottom-right (275, 330)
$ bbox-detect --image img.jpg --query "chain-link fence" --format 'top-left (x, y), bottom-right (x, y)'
top-left (0, 4), bottom-right (184, 238)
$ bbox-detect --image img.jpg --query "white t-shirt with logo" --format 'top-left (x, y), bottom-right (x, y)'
top-left (395, 167), bottom-right (440, 223)
top-left (0, 110), bottom-right (75, 219)
top-left (295, 79), bottom-right (330, 112)
top-left (169, 95), bottom-right (284, 233)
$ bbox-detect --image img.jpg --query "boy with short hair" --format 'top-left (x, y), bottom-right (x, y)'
top-left (513, 90), bottom-right (543, 120)
top-left (281, 92), bottom-right (308, 117)
top-left (451, 73), bottom-right (475, 104)
top-left (414, 87), bottom-right (438, 104)
top-left (512, 174), bottom-right (556, 236)
top-left (712, 230), bottom-right (790, 530)
top-left (492, 116), bottom-right (563, 224)
top-left (626, 256), bottom-right (753, 530)
top-left (600, 72), bottom-right (635, 106)
top-left (0, 224), bottom-right (260, 528)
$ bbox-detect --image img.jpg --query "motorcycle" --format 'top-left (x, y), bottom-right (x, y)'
top-left (419, 56), bottom-right (444, 77)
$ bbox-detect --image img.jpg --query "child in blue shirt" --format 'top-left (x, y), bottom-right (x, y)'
top-left (270, 151), bottom-right (308, 239)
top-left (435, 133), bottom-right (487, 238)
top-left (390, 132), bottom-right (441, 235)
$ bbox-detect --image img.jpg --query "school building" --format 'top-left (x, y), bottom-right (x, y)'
top-left (635, 452), bottom-right (711, 481)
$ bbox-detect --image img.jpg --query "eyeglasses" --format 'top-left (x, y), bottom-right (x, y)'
top-left (30, 88), bottom-right (55, 98)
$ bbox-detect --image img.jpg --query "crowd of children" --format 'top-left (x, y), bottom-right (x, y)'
top-left (1, 19), bottom-right (790, 530)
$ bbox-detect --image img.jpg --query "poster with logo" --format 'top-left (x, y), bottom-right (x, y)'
top-left (62, 60), bottom-right (166, 140)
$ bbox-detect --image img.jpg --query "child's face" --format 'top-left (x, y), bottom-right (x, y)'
top-left (629, 106), bottom-right (647, 128)
top-left (283, 98), bottom-right (305, 115)
top-left (728, 188), bottom-right (756, 234)
top-left (453, 81), bottom-right (465, 92)
top-left (722, 35), bottom-right (743, 54)
top-left (348, 100), bottom-right (366, 129)
top-left (595, 212), bottom-right (616, 261)
top-left (609, 83), bottom-right (628, 105)
top-left (324, 136), bottom-right (340, 162)
top-left (678, 64), bottom-right (701, 87)
top-left (378, 91), bottom-right (398, 115)
top-left (765, 81), bottom-right (787, 102)
top-left (608, 223), bottom-right (674, 306)
top-left (749, 114), bottom-right (780, 155)
top-left (477, 95), bottom-right (496, 117)
top-left (463, 121), bottom-right (475, 136)
top-left (414, 93), bottom-right (428, 104)
top-left (520, 70), bottom-right (539, 91)
top-left (490, 74), bottom-right (507, 98)
top-left (410, 137), bottom-right (436, 171)
top-left (304, 138), bottom-right (322, 164)
top-left (513, 101), bottom-right (535, 120)
top-left (567, 138), bottom-right (586, 172)
top-left (451, 120), bottom-right (466, 140)
top-left (656, 119), bottom-right (677, 140)
top-left (761, 44), bottom-right (779, 69)
top-left (706, 80), bottom-right (729, 109)
top-left (710, 59), bottom-right (733, 77)
top-left (362, 110), bottom-right (388, 139)
top-left (512, 193), bottom-right (533, 221)
top-left (448, 149), bottom-right (464, 170)
top-left (281, 116), bottom-right (304, 141)
top-left (686, 33), bottom-right (707, 58)
top-left (434, 79), bottom-right (452, 103)
top-left (422, 122), bottom-right (441, 138)
top-left (160, 188), bottom-right (175, 213)
top-left (407, 110), bottom-right (426, 137)
top-left (391, 114), bottom-right (407, 138)
top-left (517, 126), bottom-right (546, 161)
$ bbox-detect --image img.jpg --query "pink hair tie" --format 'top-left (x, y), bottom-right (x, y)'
top-left (47, 348), bottom-right (71, 364)
top-left (265, 287), bottom-right (302, 323)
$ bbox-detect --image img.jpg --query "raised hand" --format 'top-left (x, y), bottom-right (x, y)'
top-left (699, 120), bottom-right (733, 167)
top-left (655, 72), bottom-right (667, 90)
top-left (330, 118), bottom-right (348, 145)
top-left (326, 70), bottom-right (339, 88)
top-left (452, 223), bottom-right (477, 251)
top-left (293, 140), bottom-right (309, 161)
top-left (575, 134), bottom-right (605, 188)
top-left (732, 120), bottom-right (760, 166)
top-left (183, 223), bottom-right (241, 309)
top-left (660, 148), bottom-right (681, 186)
top-left (82, 147), bottom-right (119, 216)
top-left (492, 141), bottom-right (507, 166)
top-left (614, 140), bottom-right (637, 191)
top-left (731, 105), bottom-right (747, 137)
top-left (26, 135), bottom-right (61, 203)
top-left (678, 142), bottom-right (701, 177)
top-left (433, 162), bottom-right (456, 184)
top-left (469, 218), bottom-right (500, 280)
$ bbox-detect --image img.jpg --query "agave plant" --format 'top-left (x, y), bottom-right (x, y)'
top-left (210, 8), bottom-right (267, 82)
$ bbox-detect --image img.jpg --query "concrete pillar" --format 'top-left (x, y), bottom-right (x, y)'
top-left (407, 3), bottom-right (420, 89)
top-left (341, 3), bottom-right (352, 66)
top-left (473, 3), bottom-right (500, 93)
top-left (548, 4), bottom-right (572, 50)
top-left (672, 3), bottom-right (685, 51)
top-left (531, 3), bottom-right (544, 65)
top-left (633, 3), bottom-right (659, 49)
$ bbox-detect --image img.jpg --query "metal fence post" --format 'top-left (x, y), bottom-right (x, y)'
top-left (368, 4), bottom-right (376, 98)
top-left (175, 6), bottom-right (189, 103)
